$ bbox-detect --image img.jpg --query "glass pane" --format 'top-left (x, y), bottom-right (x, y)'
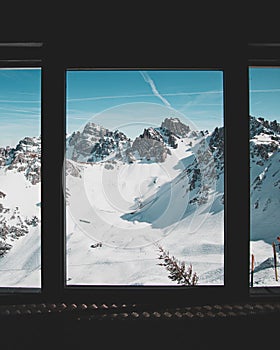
top-left (249, 67), bottom-right (280, 287)
top-left (0, 68), bottom-right (41, 288)
top-left (65, 70), bottom-right (224, 286)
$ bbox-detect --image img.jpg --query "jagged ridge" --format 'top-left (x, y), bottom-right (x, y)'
top-left (0, 136), bottom-right (41, 185)
top-left (250, 115), bottom-right (280, 242)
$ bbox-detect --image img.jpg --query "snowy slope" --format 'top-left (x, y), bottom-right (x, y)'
top-left (0, 136), bottom-right (41, 288)
top-left (250, 116), bottom-right (280, 286)
top-left (66, 118), bottom-right (224, 285)
top-left (2, 115), bottom-right (279, 288)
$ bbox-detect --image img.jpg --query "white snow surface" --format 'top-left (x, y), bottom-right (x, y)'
top-left (0, 168), bottom-right (41, 287)
top-left (66, 133), bottom-right (225, 285)
top-left (250, 240), bottom-right (280, 287)
top-left (1, 116), bottom-right (280, 289)
top-left (249, 117), bottom-right (280, 287)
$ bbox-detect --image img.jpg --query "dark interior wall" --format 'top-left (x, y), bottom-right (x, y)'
top-left (0, 7), bottom-right (279, 349)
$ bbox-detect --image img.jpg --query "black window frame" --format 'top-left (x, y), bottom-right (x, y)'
top-left (63, 65), bottom-right (226, 302)
top-left (4, 40), bottom-right (275, 308)
top-left (248, 42), bottom-right (280, 299)
top-left (0, 43), bottom-right (43, 304)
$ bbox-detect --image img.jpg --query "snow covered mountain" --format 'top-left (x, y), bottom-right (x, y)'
top-left (65, 117), bottom-right (225, 285)
top-left (1, 114), bottom-right (279, 288)
top-left (0, 135), bottom-right (41, 185)
top-left (66, 117), bottom-right (209, 165)
top-left (0, 135), bottom-right (41, 287)
top-left (250, 115), bottom-right (280, 286)
top-left (250, 116), bottom-right (280, 243)
top-left (122, 125), bottom-right (223, 226)
top-left (65, 115), bottom-right (280, 287)
top-left (66, 122), bottom-right (132, 162)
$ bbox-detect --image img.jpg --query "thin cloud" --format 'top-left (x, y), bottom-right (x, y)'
top-left (67, 90), bottom-right (223, 103)
top-left (250, 88), bottom-right (280, 93)
top-left (140, 71), bottom-right (171, 107)
top-left (67, 93), bottom-right (153, 102)
top-left (0, 106), bottom-right (40, 114)
top-left (67, 116), bottom-right (90, 121)
top-left (0, 99), bottom-right (40, 103)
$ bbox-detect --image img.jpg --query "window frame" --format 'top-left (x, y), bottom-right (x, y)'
top-left (59, 45), bottom-right (250, 307)
top-left (63, 66), bottom-right (227, 305)
top-left (3, 41), bottom-right (273, 307)
top-left (248, 43), bottom-right (280, 300)
top-left (0, 43), bottom-right (43, 304)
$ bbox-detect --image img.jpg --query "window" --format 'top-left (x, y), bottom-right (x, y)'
top-left (2, 40), bottom-right (272, 306)
top-left (0, 52), bottom-right (41, 289)
top-left (0, 44), bottom-right (42, 297)
top-left (249, 66), bottom-right (280, 288)
top-left (65, 69), bottom-right (225, 286)
top-left (0, 66), bottom-right (41, 289)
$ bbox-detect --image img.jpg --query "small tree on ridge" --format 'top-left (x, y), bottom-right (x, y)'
top-left (157, 245), bottom-right (198, 286)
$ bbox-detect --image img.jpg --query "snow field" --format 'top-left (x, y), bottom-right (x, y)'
top-left (0, 169), bottom-right (41, 287)
top-left (66, 134), bottom-right (225, 285)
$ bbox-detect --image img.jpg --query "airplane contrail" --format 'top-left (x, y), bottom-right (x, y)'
top-left (67, 90), bottom-right (223, 102)
top-left (140, 71), bottom-right (171, 107)
top-left (250, 88), bottom-right (280, 93)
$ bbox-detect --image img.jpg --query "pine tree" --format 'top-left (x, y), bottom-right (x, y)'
top-left (157, 245), bottom-right (198, 286)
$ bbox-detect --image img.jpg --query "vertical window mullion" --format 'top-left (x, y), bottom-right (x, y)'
top-left (224, 60), bottom-right (250, 300)
top-left (42, 46), bottom-right (65, 300)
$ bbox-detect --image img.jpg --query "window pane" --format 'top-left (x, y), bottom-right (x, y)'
top-left (65, 70), bottom-right (224, 286)
top-left (0, 68), bottom-right (41, 288)
top-left (249, 67), bottom-right (280, 287)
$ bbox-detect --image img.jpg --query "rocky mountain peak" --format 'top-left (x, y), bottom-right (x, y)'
top-left (82, 122), bottom-right (108, 138)
top-left (140, 127), bottom-right (164, 142)
top-left (0, 136), bottom-right (41, 185)
top-left (67, 122), bottom-right (131, 162)
top-left (250, 115), bottom-right (280, 162)
top-left (160, 117), bottom-right (191, 138)
top-left (126, 128), bottom-right (170, 163)
top-left (250, 115), bottom-right (280, 243)
top-left (250, 115), bottom-right (280, 139)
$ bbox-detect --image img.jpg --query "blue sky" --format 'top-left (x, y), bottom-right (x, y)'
top-left (0, 68), bottom-right (41, 148)
top-left (249, 67), bottom-right (280, 121)
top-left (2, 68), bottom-right (279, 149)
top-left (66, 70), bottom-right (224, 139)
